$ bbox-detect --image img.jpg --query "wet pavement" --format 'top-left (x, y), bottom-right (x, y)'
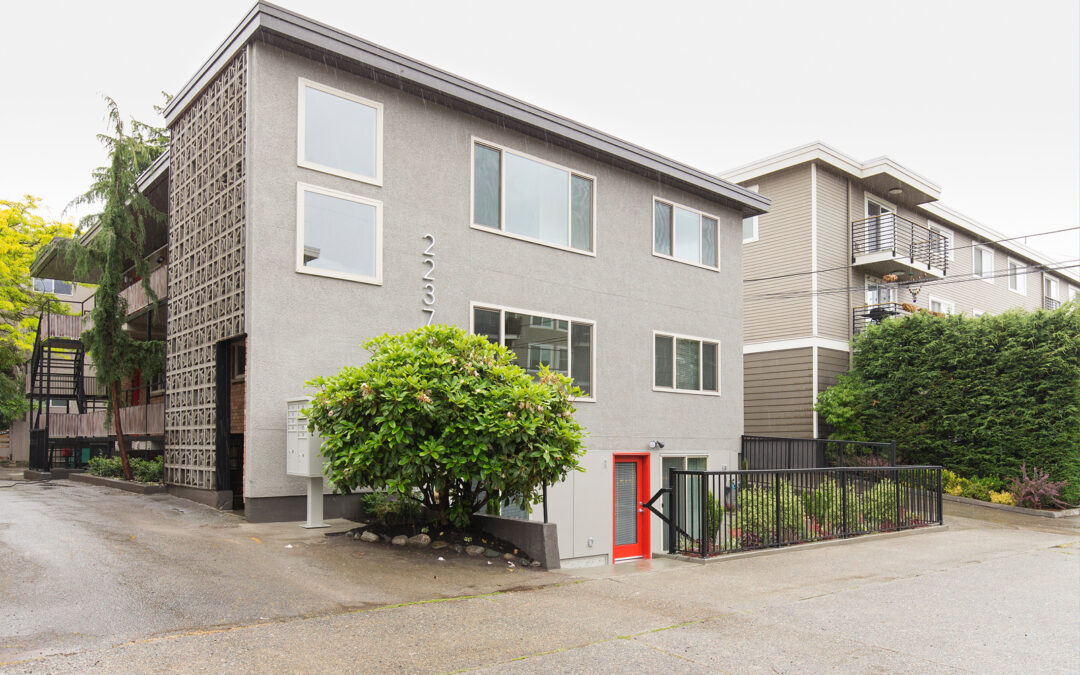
top-left (1, 479), bottom-right (1078, 673)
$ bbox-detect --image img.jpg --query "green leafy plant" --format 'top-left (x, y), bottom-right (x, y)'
top-left (361, 491), bottom-right (422, 527)
top-left (816, 308), bottom-right (1080, 503)
top-left (306, 324), bottom-right (586, 528)
top-left (88, 456), bottom-right (123, 478)
top-left (130, 456), bottom-right (163, 484)
top-left (735, 480), bottom-right (810, 546)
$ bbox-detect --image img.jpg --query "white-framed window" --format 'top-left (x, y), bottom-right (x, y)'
top-left (471, 139), bottom-right (595, 254)
top-left (973, 245), bottom-right (994, 282)
top-left (653, 199), bottom-right (720, 270)
top-left (32, 278), bottom-right (75, 296)
top-left (1007, 258), bottom-right (1027, 295)
top-left (742, 185), bottom-right (759, 243)
top-left (653, 331), bottom-right (720, 395)
top-left (1070, 286), bottom-right (1080, 302)
top-left (297, 78), bottom-right (383, 186)
top-left (929, 297), bottom-right (955, 315)
top-left (865, 275), bottom-right (896, 305)
top-left (296, 183), bottom-right (382, 285)
top-left (927, 221), bottom-right (954, 262)
top-left (1044, 275), bottom-right (1060, 301)
top-left (471, 303), bottom-right (594, 399)
top-left (661, 455), bottom-right (708, 547)
top-left (972, 309), bottom-right (985, 318)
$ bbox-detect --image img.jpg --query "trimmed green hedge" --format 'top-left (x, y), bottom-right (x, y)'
top-left (817, 305), bottom-right (1080, 503)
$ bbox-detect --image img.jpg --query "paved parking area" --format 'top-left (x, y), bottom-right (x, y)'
top-left (2, 477), bottom-right (1078, 673)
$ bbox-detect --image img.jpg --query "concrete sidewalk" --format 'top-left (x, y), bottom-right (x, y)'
top-left (2, 480), bottom-right (1078, 673)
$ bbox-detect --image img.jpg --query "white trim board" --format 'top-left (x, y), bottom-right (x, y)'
top-left (743, 337), bottom-right (850, 355)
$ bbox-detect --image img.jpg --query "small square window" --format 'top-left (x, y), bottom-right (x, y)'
top-left (297, 184), bottom-right (382, 285)
top-left (653, 332), bottom-right (720, 394)
top-left (298, 79), bottom-right (383, 185)
top-left (653, 199), bottom-right (721, 270)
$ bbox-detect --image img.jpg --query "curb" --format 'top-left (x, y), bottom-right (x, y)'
top-left (69, 473), bottom-right (167, 494)
top-left (942, 494), bottom-right (1080, 519)
top-left (655, 524), bottom-right (949, 564)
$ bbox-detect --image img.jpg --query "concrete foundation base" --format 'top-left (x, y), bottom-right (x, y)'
top-left (167, 484), bottom-right (234, 510)
top-left (244, 493), bottom-right (366, 523)
top-left (23, 470), bottom-right (51, 481)
top-left (70, 473), bottom-right (166, 494)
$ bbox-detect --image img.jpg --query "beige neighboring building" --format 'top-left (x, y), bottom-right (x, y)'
top-left (721, 142), bottom-right (1079, 439)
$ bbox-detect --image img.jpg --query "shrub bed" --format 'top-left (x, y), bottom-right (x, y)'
top-left (87, 456), bottom-right (164, 484)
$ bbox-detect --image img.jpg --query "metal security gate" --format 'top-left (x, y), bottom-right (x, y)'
top-left (645, 465), bottom-right (943, 558)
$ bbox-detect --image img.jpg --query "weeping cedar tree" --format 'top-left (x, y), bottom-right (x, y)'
top-left (306, 325), bottom-right (587, 528)
top-left (67, 98), bottom-right (168, 481)
top-left (816, 305), bottom-right (1080, 503)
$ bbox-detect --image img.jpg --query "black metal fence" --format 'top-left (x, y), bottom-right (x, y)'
top-left (659, 466), bottom-right (942, 557)
top-left (741, 435), bottom-right (897, 469)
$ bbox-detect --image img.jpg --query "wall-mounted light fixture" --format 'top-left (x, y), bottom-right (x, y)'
top-left (648, 440), bottom-right (665, 450)
top-left (887, 187), bottom-right (903, 197)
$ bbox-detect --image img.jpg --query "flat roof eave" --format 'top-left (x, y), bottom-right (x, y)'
top-left (161, 2), bottom-right (768, 216)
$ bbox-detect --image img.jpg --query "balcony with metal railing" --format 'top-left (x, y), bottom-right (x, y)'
top-left (852, 302), bottom-right (913, 335)
top-left (1043, 297), bottom-right (1061, 311)
top-left (852, 214), bottom-right (949, 278)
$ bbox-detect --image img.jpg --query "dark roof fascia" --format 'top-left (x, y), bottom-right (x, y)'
top-left (135, 148), bottom-right (170, 195)
top-left (162, 2), bottom-right (769, 216)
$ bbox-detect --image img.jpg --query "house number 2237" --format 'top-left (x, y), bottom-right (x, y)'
top-left (421, 234), bottom-right (435, 325)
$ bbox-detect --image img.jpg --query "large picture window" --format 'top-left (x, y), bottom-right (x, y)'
top-left (296, 183), bottom-right (382, 284)
top-left (471, 140), bottom-right (595, 254)
top-left (653, 332), bottom-right (719, 394)
top-left (298, 78), bottom-right (383, 185)
top-left (653, 199), bottom-right (719, 269)
top-left (472, 304), bottom-right (594, 398)
top-left (32, 278), bottom-right (74, 296)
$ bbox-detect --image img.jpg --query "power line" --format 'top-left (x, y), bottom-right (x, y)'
top-left (745, 260), bottom-right (1080, 302)
top-left (742, 225), bottom-right (1080, 283)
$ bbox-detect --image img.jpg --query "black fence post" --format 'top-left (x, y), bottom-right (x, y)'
top-left (668, 467), bottom-right (676, 553)
top-left (936, 467), bottom-right (943, 525)
top-left (700, 473), bottom-right (707, 557)
top-left (774, 471), bottom-right (781, 547)
top-left (840, 471), bottom-right (848, 537)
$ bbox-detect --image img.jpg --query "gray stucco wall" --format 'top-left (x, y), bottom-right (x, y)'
top-left (244, 42), bottom-right (744, 561)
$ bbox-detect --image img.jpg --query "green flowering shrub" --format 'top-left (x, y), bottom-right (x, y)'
top-left (307, 325), bottom-right (586, 528)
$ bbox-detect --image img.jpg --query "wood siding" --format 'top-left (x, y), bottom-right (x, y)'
top-left (815, 165), bottom-right (852, 341)
top-left (743, 165), bottom-right (813, 343)
top-left (744, 348), bottom-right (813, 437)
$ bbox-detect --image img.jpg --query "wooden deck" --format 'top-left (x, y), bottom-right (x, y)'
top-left (119, 265), bottom-right (168, 317)
top-left (38, 403), bottom-right (164, 439)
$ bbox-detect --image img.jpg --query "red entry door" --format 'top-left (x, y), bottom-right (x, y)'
top-left (613, 455), bottom-right (650, 561)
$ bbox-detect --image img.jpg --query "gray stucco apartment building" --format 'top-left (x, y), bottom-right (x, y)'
top-left (135, 3), bottom-right (767, 566)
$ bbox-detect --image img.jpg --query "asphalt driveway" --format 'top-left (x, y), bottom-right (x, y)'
top-left (2, 475), bottom-right (1078, 673)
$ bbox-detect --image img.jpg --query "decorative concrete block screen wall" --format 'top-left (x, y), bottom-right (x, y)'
top-left (165, 49), bottom-right (247, 489)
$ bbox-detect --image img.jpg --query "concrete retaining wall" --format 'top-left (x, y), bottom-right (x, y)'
top-left (70, 473), bottom-right (167, 494)
top-left (473, 514), bottom-right (560, 570)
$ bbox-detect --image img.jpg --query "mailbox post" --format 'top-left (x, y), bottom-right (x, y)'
top-left (286, 397), bottom-right (328, 528)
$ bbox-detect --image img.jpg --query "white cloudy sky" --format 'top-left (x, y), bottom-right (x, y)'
top-left (2, 0), bottom-right (1077, 266)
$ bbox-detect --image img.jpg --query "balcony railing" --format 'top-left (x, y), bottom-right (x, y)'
top-left (852, 302), bottom-right (913, 335)
top-left (1044, 297), bottom-right (1061, 311)
top-left (852, 214), bottom-right (949, 274)
top-left (41, 403), bottom-right (164, 439)
top-left (119, 264), bottom-right (168, 317)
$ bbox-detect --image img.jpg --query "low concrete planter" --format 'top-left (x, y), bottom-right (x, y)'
top-left (472, 514), bottom-right (560, 569)
top-left (69, 472), bottom-right (166, 495)
top-left (943, 493), bottom-right (1079, 518)
top-left (657, 524), bottom-right (950, 564)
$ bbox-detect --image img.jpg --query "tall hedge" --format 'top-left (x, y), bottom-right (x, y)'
top-left (817, 305), bottom-right (1080, 502)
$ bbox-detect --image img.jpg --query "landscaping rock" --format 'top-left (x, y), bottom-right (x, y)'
top-left (380, 535), bottom-right (392, 543)
top-left (484, 548), bottom-right (501, 558)
top-left (502, 552), bottom-right (516, 560)
top-left (352, 532), bottom-right (361, 540)
top-left (391, 535), bottom-right (408, 546)
top-left (360, 531), bottom-right (380, 543)
top-left (407, 533), bottom-right (431, 547)
top-left (453, 544), bottom-right (465, 554)
top-left (465, 545), bottom-right (485, 557)
top-left (520, 558), bottom-right (531, 567)
top-left (530, 561), bottom-right (541, 567)
top-left (431, 540), bottom-right (449, 550)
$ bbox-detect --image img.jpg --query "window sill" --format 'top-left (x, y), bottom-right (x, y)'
top-left (470, 223), bottom-right (595, 258)
top-left (296, 266), bottom-right (382, 286)
top-left (297, 160), bottom-right (382, 188)
top-left (651, 386), bottom-right (721, 397)
top-left (651, 251), bottom-right (721, 273)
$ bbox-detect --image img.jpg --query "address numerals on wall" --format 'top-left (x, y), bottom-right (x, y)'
top-left (422, 234), bottom-right (435, 325)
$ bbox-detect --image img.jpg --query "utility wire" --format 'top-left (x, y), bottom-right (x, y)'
top-left (746, 260), bottom-right (1080, 302)
top-left (743, 225), bottom-right (1080, 283)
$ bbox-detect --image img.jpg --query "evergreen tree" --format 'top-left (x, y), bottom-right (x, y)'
top-left (68, 98), bottom-right (167, 480)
